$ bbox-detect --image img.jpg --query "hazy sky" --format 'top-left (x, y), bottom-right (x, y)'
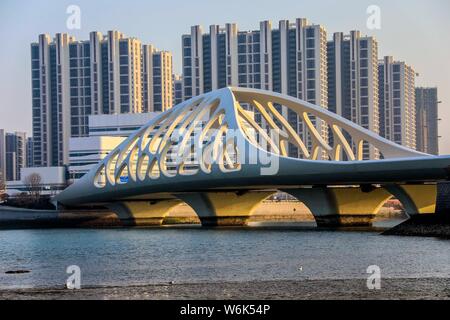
top-left (0, 0), bottom-right (449, 153)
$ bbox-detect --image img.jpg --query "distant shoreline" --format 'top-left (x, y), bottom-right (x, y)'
top-left (1, 278), bottom-right (448, 300)
top-left (3, 204), bottom-right (449, 239)
top-left (0, 201), bottom-right (405, 229)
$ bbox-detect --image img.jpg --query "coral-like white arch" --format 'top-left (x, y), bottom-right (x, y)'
top-left (56, 87), bottom-right (449, 207)
top-left (91, 87), bottom-right (425, 189)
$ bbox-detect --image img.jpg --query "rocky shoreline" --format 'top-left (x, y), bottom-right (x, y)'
top-left (1, 278), bottom-right (449, 300)
top-left (383, 214), bottom-right (450, 238)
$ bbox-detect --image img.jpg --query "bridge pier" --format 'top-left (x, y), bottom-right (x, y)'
top-left (106, 200), bottom-right (181, 226)
top-left (284, 187), bottom-right (392, 227)
top-left (176, 191), bottom-right (274, 227)
top-left (385, 184), bottom-right (437, 216)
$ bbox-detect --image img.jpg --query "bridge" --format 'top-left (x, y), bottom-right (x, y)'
top-left (55, 87), bottom-right (450, 227)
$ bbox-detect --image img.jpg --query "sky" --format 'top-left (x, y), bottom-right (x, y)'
top-left (0, 0), bottom-right (449, 153)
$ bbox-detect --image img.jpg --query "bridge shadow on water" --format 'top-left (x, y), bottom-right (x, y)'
top-left (145, 218), bottom-right (407, 234)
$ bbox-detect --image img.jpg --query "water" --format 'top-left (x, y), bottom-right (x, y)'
top-left (0, 226), bottom-right (449, 289)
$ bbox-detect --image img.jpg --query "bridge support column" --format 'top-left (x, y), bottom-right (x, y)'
top-left (106, 200), bottom-right (181, 226)
top-left (284, 187), bottom-right (392, 227)
top-left (176, 191), bottom-right (274, 226)
top-left (385, 184), bottom-right (437, 216)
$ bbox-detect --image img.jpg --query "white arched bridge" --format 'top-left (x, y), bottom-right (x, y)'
top-left (56, 87), bottom-right (450, 227)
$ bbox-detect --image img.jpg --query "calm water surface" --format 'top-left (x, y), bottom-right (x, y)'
top-left (0, 225), bottom-right (449, 289)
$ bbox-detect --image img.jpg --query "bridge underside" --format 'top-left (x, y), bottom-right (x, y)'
top-left (100, 184), bottom-right (438, 227)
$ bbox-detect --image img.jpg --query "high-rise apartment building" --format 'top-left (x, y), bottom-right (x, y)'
top-left (142, 46), bottom-right (174, 112)
top-left (31, 31), bottom-right (173, 167)
top-left (182, 19), bottom-right (328, 158)
top-left (3, 132), bottom-right (27, 181)
top-left (0, 129), bottom-right (6, 181)
top-left (415, 87), bottom-right (439, 155)
top-left (328, 31), bottom-right (379, 158)
top-left (152, 51), bottom-right (173, 112)
top-left (173, 74), bottom-right (183, 106)
top-left (379, 56), bottom-right (416, 150)
top-left (26, 137), bottom-right (34, 167)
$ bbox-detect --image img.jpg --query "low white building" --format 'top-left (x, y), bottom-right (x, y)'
top-left (68, 113), bottom-right (160, 181)
top-left (68, 110), bottom-right (254, 181)
top-left (88, 113), bottom-right (160, 137)
top-left (6, 167), bottom-right (67, 197)
top-left (69, 136), bottom-right (125, 181)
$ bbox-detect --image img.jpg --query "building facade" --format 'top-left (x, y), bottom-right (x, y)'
top-left (173, 74), bottom-right (183, 106)
top-left (152, 51), bottom-right (173, 112)
top-left (69, 136), bottom-right (125, 180)
top-left (3, 132), bottom-right (27, 181)
top-left (31, 31), bottom-right (173, 167)
top-left (415, 87), bottom-right (439, 155)
top-left (328, 31), bottom-right (379, 159)
top-left (68, 112), bottom-right (160, 180)
top-left (379, 56), bottom-right (416, 150)
top-left (26, 137), bottom-right (34, 167)
top-left (0, 129), bottom-right (5, 182)
top-left (6, 166), bottom-right (67, 197)
top-left (182, 19), bottom-right (328, 158)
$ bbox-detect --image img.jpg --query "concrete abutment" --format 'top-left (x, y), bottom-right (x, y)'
top-left (284, 187), bottom-right (392, 227)
top-left (106, 199), bottom-right (182, 226)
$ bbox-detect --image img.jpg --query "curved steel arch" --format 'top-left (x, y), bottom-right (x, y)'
top-left (56, 87), bottom-right (450, 206)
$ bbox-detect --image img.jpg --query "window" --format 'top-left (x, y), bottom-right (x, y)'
top-left (307, 39), bottom-right (315, 48)
top-left (361, 97), bottom-right (368, 105)
top-left (119, 41), bottom-right (129, 55)
top-left (238, 55), bottom-right (246, 63)
top-left (120, 56), bottom-right (128, 65)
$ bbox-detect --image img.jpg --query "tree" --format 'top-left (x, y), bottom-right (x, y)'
top-left (24, 172), bottom-right (42, 201)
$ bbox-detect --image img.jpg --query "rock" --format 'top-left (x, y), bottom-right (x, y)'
top-left (5, 270), bottom-right (30, 274)
top-left (382, 214), bottom-right (450, 238)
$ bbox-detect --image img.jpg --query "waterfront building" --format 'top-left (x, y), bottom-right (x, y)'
top-left (327, 31), bottom-right (379, 159)
top-left (5, 166), bottom-right (66, 197)
top-left (379, 56), bottom-right (416, 150)
top-left (415, 87), bottom-right (439, 155)
top-left (31, 31), bottom-right (173, 167)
